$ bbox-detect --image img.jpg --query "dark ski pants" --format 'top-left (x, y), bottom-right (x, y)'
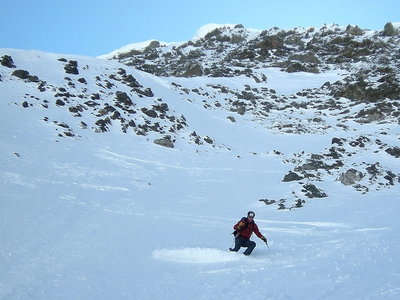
top-left (230, 236), bottom-right (256, 256)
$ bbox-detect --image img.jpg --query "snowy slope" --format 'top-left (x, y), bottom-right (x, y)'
top-left (1, 47), bottom-right (400, 300)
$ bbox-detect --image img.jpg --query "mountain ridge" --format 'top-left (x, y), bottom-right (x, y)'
top-left (100, 22), bottom-right (400, 78)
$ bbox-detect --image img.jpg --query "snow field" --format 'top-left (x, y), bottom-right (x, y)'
top-left (1, 48), bottom-right (399, 299)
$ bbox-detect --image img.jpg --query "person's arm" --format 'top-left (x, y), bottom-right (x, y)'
top-left (254, 223), bottom-right (267, 242)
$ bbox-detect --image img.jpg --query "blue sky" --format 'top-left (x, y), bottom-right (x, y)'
top-left (1, 0), bottom-right (399, 57)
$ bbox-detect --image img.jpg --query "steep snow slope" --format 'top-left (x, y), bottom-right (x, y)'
top-left (1, 48), bottom-right (400, 299)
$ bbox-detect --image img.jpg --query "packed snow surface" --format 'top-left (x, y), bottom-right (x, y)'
top-left (1, 48), bottom-right (399, 300)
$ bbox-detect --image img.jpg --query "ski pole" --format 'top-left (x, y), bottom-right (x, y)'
top-left (265, 240), bottom-right (271, 252)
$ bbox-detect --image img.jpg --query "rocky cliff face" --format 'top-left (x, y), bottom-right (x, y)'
top-left (109, 23), bottom-right (399, 77)
top-left (107, 23), bottom-right (400, 123)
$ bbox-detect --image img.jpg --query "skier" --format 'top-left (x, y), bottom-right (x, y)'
top-left (230, 211), bottom-right (268, 256)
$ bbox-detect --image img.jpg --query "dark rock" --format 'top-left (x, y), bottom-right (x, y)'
top-left (332, 79), bottom-right (400, 102)
top-left (144, 40), bottom-right (161, 52)
top-left (182, 63), bottom-right (203, 77)
top-left (259, 199), bottom-right (276, 205)
top-left (386, 147), bottom-right (400, 158)
top-left (302, 184), bottom-right (327, 198)
top-left (277, 203), bottom-right (286, 210)
top-left (141, 108), bottom-right (158, 118)
top-left (97, 104), bottom-right (116, 116)
top-left (37, 82), bottom-right (46, 92)
top-left (110, 110), bottom-right (121, 120)
top-left (123, 74), bottom-right (141, 88)
top-left (115, 91), bottom-right (133, 106)
top-left (331, 137), bottom-right (344, 146)
top-left (12, 69), bottom-right (30, 79)
top-left (95, 118), bottom-right (111, 132)
top-left (153, 103), bottom-right (169, 113)
top-left (289, 53), bottom-right (321, 64)
top-left (366, 163), bottom-right (381, 178)
top-left (69, 106), bottom-right (83, 113)
top-left (384, 171), bottom-right (396, 185)
top-left (283, 171), bottom-right (304, 182)
top-left (154, 136), bottom-right (174, 148)
top-left (1, 55), bottom-right (16, 68)
top-left (255, 35), bottom-right (284, 52)
top-left (85, 100), bottom-right (100, 107)
top-left (55, 99), bottom-right (65, 106)
top-left (27, 75), bottom-right (39, 82)
top-left (383, 22), bottom-right (398, 36)
top-left (345, 25), bottom-right (365, 36)
top-left (64, 60), bottom-right (79, 75)
top-left (286, 62), bottom-right (318, 73)
top-left (338, 169), bottom-right (364, 185)
top-left (190, 131), bottom-right (202, 145)
top-left (134, 87), bottom-right (154, 97)
top-left (91, 93), bottom-right (101, 100)
top-left (203, 136), bottom-right (214, 144)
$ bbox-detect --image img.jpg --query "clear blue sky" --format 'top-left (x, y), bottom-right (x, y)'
top-left (1, 0), bottom-right (399, 57)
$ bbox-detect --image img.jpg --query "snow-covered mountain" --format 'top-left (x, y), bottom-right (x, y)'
top-left (1, 22), bottom-right (399, 299)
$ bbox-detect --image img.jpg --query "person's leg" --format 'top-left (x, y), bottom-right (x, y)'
top-left (230, 236), bottom-right (244, 252)
top-left (242, 240), bottom-right (256, 256)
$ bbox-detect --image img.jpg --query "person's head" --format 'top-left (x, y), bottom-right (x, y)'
top-left (247, 211), bottom-right (255, 219)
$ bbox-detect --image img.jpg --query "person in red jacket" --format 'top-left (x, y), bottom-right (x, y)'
top-left (230, 211), bottom-right (267, 256)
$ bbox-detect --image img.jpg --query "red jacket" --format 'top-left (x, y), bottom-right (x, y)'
top-left (234, 217), bottom-right (265, 240)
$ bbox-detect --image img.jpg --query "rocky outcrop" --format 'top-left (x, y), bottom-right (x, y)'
top-left (106, 23), bottom-right (400, 81)
top-left (64, 60), bottom-right (79, 75)
top-left (154, 136), bottom-right (175, 148)
top-left (338, 169), bottom-right (364, 185)
top-left (1, 55), bottom-right (16, 68)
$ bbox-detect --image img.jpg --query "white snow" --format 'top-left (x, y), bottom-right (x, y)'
top-left (97, 40), bottom-right (158, 59)
top-left (1, 48), bottom-right (399, 300)
top-left (192, 23), bottom-right (237, 40)
top-left (98, 40), bottom-right (183, 60)
top-left (152, 248), bottom-right (242, 263)
top-left (260, 67), bottom-right (345, 95)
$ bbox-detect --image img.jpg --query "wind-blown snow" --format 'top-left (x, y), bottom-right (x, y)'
top-left (1, 48), bottom-right (399, 300)
top-left (192, 23), bottom-right (261, 40)
top-left (98, 40), bottom-right (183, 60)
top-left (192, 23), bottom-right (236, 40)
top-left (152, 247), bottom-right (242, 263)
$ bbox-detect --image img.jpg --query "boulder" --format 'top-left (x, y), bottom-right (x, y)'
top-left (141, 108), bottom-right (158, 118)
top-left (154, 136), bottom-right (174, 148)
top-left (115, 91), bottom-right (134, 106)
top-left (383, 22), bottom-right (398, 36)
top-left (1, 55), bottom-right (16, 68)
top-left (283, 171), bottom-right (304, 182)
top-left (386, 147), bottom-right (400, 158)
top-left (338, 169), bottom-right (364, 185)
top-left (64, 60), bottom-right (79, 75)
top-left (182, 63), bottom-right (203, 77)
top-left (12, 69), bottom-right (30, 79)
top-left (302, 184), bottom-right (327, 198)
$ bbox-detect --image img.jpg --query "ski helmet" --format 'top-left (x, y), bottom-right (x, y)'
top-left (247, 211), bottom-right (255, 218)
